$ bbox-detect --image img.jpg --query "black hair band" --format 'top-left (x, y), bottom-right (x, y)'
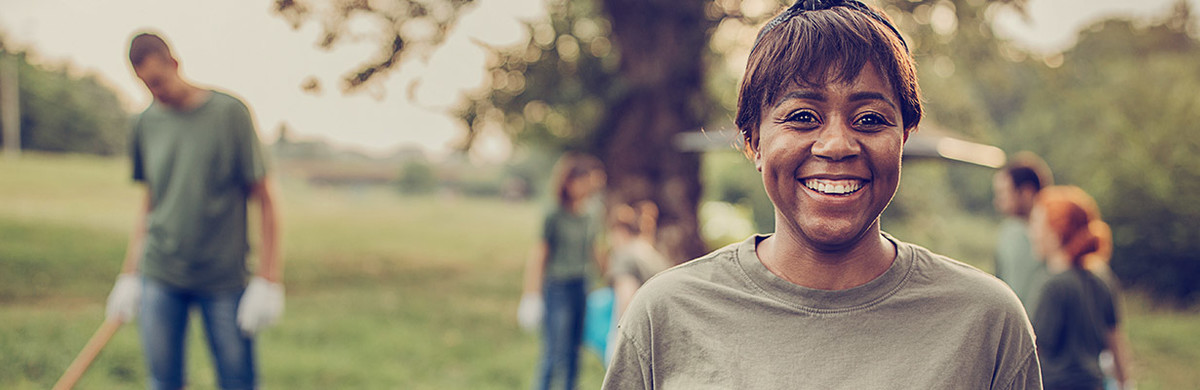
top-left (751, 0), bottom-right (910, 52)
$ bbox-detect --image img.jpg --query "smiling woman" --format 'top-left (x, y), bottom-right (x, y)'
top-left (601, 1), bottom-right (1042, 389)
top-left (753, 63), bottom-right (906, 260)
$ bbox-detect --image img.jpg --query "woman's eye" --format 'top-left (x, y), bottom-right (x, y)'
top-left (785, 110), bottom-right (819, 124)
top-left (853, 113), bottom-right (891, 130)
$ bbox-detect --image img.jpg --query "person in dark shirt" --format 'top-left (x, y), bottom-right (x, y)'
top-left (1028, 186), bottom-right (1133, 390)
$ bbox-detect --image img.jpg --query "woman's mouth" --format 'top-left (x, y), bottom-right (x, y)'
top-left (803, 178), bottom-right (866, 195)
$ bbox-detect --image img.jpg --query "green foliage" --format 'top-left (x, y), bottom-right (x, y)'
top-left (702, 152), bottom-right (774, 232)
top-left (459, 0), bottom-right (620, 154)
top-left (985, 5), bottom-right (1200, 305)
top-left (883, 161), bottom-right (1001, 269)
top-left (396, 160), bottom-right (438, 194)
top-left (0, 49), bottom-right (129, 155)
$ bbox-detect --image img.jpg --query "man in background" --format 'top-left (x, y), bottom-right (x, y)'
top-left (993, 152), bottom-right (1054, 313)
top-left (105, 31), bottom-right (283, 390)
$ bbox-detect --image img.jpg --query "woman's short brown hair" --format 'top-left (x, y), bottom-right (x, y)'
top-left (736, 4), bottom-right (921, 152)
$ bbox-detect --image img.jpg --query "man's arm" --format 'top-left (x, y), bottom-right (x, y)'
top-left (120, 187), bottom-right (151, 274)
top-left (106, 187), bottom-right (150, 323)
top-left (250, 176), bottom-right (282, 282)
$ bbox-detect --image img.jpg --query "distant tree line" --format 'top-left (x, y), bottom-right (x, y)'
top-left (887, 2), bottom-right (1200, 306)
top-left (703, 2), bottom-right (1200, 306)
top-left (992, 4), bottom-right (1200, 306)
top-left (0, 40), bottom-right (129, 156)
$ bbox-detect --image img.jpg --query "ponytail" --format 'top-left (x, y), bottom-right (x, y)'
top-left (1061, 220), bottom-right (1110, 268)
top-left (1034, 186), bottom-right (1109, 269)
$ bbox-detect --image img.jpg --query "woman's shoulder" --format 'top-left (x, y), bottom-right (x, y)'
top-left (633, 239), bottom-right (747, 301)
top-left (900, 240), bottom-right (1025, 309)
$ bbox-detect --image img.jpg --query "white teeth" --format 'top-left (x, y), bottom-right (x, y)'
top-left (804, 179), bottom-right (863, 195)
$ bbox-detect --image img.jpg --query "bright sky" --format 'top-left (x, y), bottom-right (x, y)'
top-left (991, 0), bottom-right (1200, 55)
top-left (0, 0), bottom-right (541, 159)
top-left (0, 0), bottom-right (1193, 157)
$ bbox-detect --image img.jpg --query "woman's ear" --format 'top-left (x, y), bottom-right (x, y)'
top-left (742, 139), bottom-right (763, 172)
top-left (753, 148), bottom-right (763, 173)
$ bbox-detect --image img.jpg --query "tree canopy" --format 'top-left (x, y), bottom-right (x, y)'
top-left (272, 0), bottom-right (1200, 304)
top-left (0, 41), bottom-right (129, 156)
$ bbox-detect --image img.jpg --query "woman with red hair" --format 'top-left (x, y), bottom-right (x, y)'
top-left (1029, 186), bottom-right (1133, 390)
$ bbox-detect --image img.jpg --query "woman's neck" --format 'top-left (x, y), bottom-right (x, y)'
top-left (757, 227), bottom-right (896, 291)
top-left (563, 199), bottom-right (584, 214)
top-left (1046, 251), bottom-right (1072, 274)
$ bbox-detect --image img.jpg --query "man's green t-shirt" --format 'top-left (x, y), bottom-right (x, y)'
top-left (130, 91), bottom-right (266, 291)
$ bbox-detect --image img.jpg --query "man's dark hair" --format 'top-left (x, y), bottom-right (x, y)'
top-left (129, 32), bottom-right (173, 67)
top-left (1003, 152), bottom-right (1054, 192)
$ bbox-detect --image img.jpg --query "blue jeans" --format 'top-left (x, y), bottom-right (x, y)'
top-left (534, 278), bottom-right (587, 390)
top-left (139, 278), bottom-right (256, 390)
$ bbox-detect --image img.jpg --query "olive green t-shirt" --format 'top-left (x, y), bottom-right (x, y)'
top-left (603, 234), bottom-right (1042, 389)
top-left (542, 206), bottom-right (597, 282)
top-left (130, 91), bottom-right (266, 291)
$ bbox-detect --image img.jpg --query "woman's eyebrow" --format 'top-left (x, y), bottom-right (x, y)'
top-left (849, 91), bottom-right (897, 109)
top-left (773, 90), bottom-right (825, 109)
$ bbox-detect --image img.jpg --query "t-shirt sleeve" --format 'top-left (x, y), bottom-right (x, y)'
top-left (1031, 281), bottom-right (1064, 351)
top-left (541, 212), bottom-right (556, 244)
top-left (602, 324), bottom-right (653, 389)
top-left (1099, 278), bottom-right (1119, 328)
top-left (230, 99), bottom-right (266, 188)
top-left (130, 114), bottom-right (145, 182)
top-left (998, 350), bottom-right (1043, 390)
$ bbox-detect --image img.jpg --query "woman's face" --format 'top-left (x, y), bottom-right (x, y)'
top-left (753, 63), bottom-right (907, 251)
top-left (1028, 205), bottom-right (1058, 260)
top-left (566, 175), bottom-right (593, 204)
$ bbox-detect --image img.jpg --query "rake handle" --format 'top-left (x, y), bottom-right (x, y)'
top-left (53, 319), bottom-right (123, 390)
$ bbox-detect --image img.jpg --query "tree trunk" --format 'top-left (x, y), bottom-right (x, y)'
top-left (599, 0), bottom-right (714, 263)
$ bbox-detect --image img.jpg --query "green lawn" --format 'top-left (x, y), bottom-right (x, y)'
top-left (1, 153), bottom-right (1197, 389)
top-left (0, 153), bottom-right (606, 389)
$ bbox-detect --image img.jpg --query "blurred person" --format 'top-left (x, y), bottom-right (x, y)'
top-left (634, 200), bottom-right (658, 246)
top-left (104, 32), bottom-right (283, 390)
top-left (1028, 186), bottom-right (1133, 390)
top-left (602, 202), bottom-right (671, 364)
top-left (579, 153), bottom-right (610, 271)
top-left (602, 1), bottom-right (1041, 388)
top-left (518, 154), bottom-right (604, 390)
top-left (1082, 221), bottom-right (1128, 390)
top-left (994, 152), bottom-right (1055, 312)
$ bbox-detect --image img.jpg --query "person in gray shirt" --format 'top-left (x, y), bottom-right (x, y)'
top-left (602, 1), bottom-right (1041, 388)
top-left (993, 153), bottom-right (1054, 312)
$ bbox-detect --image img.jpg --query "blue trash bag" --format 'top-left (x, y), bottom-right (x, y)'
top-left (583, 287), bottom-right (615, 362)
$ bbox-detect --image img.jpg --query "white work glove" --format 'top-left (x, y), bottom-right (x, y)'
top-left (237, 276), bottom-right (285, 336)
top-left (105, 274), bottom-right (141, 323)
top-left (517, 293), bottom-right (544, 332)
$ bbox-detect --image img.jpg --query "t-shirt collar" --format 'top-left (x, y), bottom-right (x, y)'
top-left (736, 232), bottom-right (914, 313)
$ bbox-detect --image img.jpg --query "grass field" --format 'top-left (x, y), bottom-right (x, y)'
top-left (2, 153), bottom-right (1198, 389)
